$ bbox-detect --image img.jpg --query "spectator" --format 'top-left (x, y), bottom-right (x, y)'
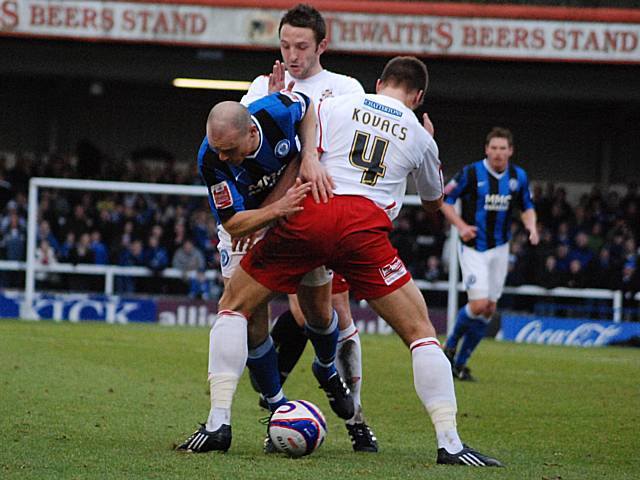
top-left (590, 248), bottom-right (617, 289)
top-left (37, 220), bottom-right (60, 255)
top-left (423, 255), bottom-right (444, 282)
top-left (116, 239), bottom-right (145, 294)
top-left (389, 216), bottom-right (415, 269)
top-left (0, 208), bottom-right (26, 287)
top-left (620, 260), bottom-right (640, 322)
top-left (190, 210), bottom-right (209, 253)
top-left (90, 230), bottom-right (109, 265)
top-left (69, 233), bottom-right (95, 265)
top-left (172, 238), bottom-right (205, 272)
top-left (188, 270), bottom-right (215, 300)
top-left (167, 219), bottom-right (188, 259)
top-left (568, 231), bottom-right (594, 269)
top-left (58, 232), bottom-right (76, 263)
top-left (172, 238), bottom-right (205, 294)
top-left (1, 209), bottom-right (26, 261)
top-left (144, 234), bottom-right (169, 293)
top-left (555, 244), bottom-right (571, 273)
top-left (587, 222), bottom-right (605, 254)
top-left (35, 238), bottom-right (58, 288)
top-left (537, 255), bottom-right (567, 290)
top-left (566, 259), bottom-right (588, 289)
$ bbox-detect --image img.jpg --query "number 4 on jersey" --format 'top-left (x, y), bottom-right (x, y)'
top-left (349, 130), bottom-right (389, 186)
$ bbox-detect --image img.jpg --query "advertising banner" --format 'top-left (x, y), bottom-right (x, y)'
top-left (0, 292), bottom-right (156, 323)
top-left (0, 0), bottom-right (639, 63)
top-left (497, 315), bottom-right (640, 347)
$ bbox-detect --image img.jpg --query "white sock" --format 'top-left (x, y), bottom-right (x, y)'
top-left (410, 337), bottom-right (463, 454)
top-left (336, 322), bottom-right (363, 424)
top-left (205, 310), bottom-right (248, 431)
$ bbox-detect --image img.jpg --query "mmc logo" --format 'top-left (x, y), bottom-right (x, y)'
top-left (484, 194), bottom-right (511, 211)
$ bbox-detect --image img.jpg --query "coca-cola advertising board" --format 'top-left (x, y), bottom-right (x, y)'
top-left (497, 315), bottom-right (640, 347)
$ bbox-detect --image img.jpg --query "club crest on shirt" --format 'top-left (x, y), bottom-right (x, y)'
top-left (320, 89), bottom-right (334, 101)
top-left (212, 181), bottom-right (233, 209)
top-left (509, 178), bottom-right (519, 192)
top-left (379, 257), bottom-right (407, 286)
top-left (220, 249), bottom-right (230, 267)
top-left (274, 139), bottom-right (291, 158)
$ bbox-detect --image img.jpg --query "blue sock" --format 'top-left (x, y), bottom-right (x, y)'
top-left (246, 336), bottom-right (287, 412)
top-left (455, 318), bottom-right (489, 368)
top-left (445, 304), bottom-right (474, 350)
top-left (305, 310), bottom-right (339, 382)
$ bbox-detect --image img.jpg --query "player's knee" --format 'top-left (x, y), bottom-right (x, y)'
top-left (218, 291), bottom-right (245, 317)
top-left (469, 299), bottom-right (490, 317)
top-left (305, 310), bottom-right (334, 329)
top-left (399, 317), bottom-right (436, 345)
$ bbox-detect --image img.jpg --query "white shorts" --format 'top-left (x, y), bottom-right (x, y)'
top-left (458, 243), bottom-right (509, 302)
top-left (217, 224), bottom-right (332, 286)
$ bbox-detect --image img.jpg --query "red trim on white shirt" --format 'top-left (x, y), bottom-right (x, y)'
top-left (317, 100), bottom-right (325, 153)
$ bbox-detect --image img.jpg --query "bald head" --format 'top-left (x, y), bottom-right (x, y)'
top-left (207, 101), bottom-right (252, 141)
top-left (206, 101), bottom-right (259, 165)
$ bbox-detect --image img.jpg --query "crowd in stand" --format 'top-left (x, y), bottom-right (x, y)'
top-left (0, 150), bottom-right (638, 319)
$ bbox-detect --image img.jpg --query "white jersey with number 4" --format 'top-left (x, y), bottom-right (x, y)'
top-left (241, 69), bottom-right (364, 107)
top-left (318, 93), bottom-right (444, 220)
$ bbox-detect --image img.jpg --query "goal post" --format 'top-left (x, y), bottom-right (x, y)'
top-left (23, 177), bottom-right (217, 319)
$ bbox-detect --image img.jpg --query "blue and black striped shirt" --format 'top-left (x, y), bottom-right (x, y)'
top-left (444, 159), bottom-right (534, 251)
top-left (198, 91), bottom-right (310, 224)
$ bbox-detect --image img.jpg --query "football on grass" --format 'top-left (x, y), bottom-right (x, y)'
top-left (268, 400), bottom-right (327, 457)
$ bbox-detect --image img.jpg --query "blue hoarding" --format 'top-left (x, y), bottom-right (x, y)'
top-left (497, 315), bottom-right (640, 347)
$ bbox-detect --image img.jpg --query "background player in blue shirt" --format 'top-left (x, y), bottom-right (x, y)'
top-left (441, 127), bottom-right (539, 381)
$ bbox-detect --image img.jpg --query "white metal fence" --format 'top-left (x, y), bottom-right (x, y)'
top-left (13, 177), bottom-right (634, 324)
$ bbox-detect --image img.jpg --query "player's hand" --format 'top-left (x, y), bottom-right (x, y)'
top-left (274, 178), bottom-right (312, 218)
top-left (231, 229), bottom-right (263, 253)
top-left (268, 61), bottom-right (286, 94)
top-left (528, 229), bottom-right (540, 246)
top-left (300, 151), bottom-right (335, 203)
top-left (422, 113), bottom-right (435, 136)
top-left (458, 224), bottom-right (477, 242)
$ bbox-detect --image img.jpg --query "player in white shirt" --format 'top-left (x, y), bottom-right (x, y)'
top-left (237, 4), bottom-right (377, 452)
top-left (317, 85), bottom-right (443, 222)
top-left (203, 56), bottom-right (503, 466)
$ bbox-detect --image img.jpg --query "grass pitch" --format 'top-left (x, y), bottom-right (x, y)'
top-left (1, 319), bottom-right (639, 480)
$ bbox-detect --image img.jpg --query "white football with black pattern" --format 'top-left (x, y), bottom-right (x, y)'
top-left (268, 400), bottom-right (327, 457)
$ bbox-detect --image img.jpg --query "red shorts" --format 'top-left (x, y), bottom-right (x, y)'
top-left (241, 195), bottom-right (411, 300)
top-left (331, 272), bottom-right (350, 294)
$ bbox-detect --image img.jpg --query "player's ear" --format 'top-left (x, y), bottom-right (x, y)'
top-left (316, 38), bottom-right (328, 55)
top-left (375, 79), bottom-right (383, 93)
top-left (415, 90), bottom-right (425, 107)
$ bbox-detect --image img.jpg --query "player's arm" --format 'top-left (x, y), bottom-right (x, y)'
top-left (297, 98), bottom-right (334, 203)
top-left (518, 169), bottom-right (539, 245)
top-left (240, 76), bottom-right (269, 106)
top-left (520, 208), bottom-right (539, 245)
top-left (422, 197), bottom-right (443, 213)
top-left (411, 139), bottom-right (447, 214)
top-left (230, 158), bottom-right (302, 251)
top-left (438, 163), bottom-right (477, 242)
top-left (222, 178), bottom-right (312, 238)
top-left (261, 156), bottom-right (301, 207)
top-left (440, 203), bottom-right (476, 242)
